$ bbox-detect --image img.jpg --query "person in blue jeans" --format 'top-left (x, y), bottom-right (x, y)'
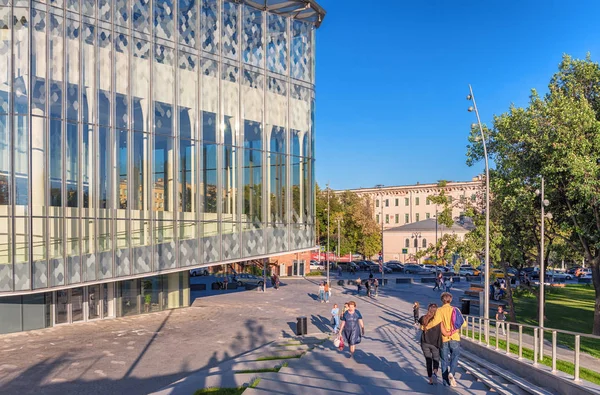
top-left (331, 304), bottom-right (340, 333)
top-left (438, 292), bottom-right (463, 387)
top-left (318, 282), bottom-right (325, 303)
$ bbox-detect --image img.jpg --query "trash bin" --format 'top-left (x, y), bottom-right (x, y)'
top-left (296, 316), bottom-right (308, 336)
top-left (337, 280), bottom-right (344, 286)
top-left (461, 299), bottom-right (471, 315)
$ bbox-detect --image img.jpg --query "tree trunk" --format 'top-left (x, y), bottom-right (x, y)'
top-left (592, 258), bottom-right (600, 336)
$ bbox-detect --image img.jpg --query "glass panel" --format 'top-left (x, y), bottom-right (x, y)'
top-left (302, 157), bottom-right (310, 221)
top-left (0, 7), bottom-right (11, 115)
top-left (98, 127), bottom-right (111, 210)
top-left (14, 216), bottom-right (28, 264)
top-left (66, 218), bottom-right (79, 256)
top-left (243, 149), bottom-right (262, 224)
top-left (202, 143), bottom-right (217, 219)
top-left (222, 1), bottom-right (238, 60)
top-left (49, 119), bottom-right (62, 208)
top-left (178, 0), bottom-right (197, 47)
top-left (117, 130), bottom-right (128, 211)
top-left (133, 0), bottom-right (150, 34)
top-left (242, 69), bottom-right (263, 150)
top-left (131, 218), bottom-right (150, 246)
top-left (267, 14), bottom-right (287, 74)
top-left (179, 138), bottom-right (196, 218)
top-left (13, 8), bottom-right (28, 115)
top-left (82, 0), bottom-right (95, 17)
top-left (116, 220), bottom-right (128, 248)
top-left (141, 277), bottom-right (161, 313)
top-left (97, 219), bottom-right (111, 252)
top-left (179, 221), bottom-right (196, 240)
top-left (49, 217), bottom-right (63, 259)
top-left (82, 24), bottom-right (96, 124)
top-left (115, 0), bottom-right (129, 27)
top-left (153, 134), bottom-right (173, 215)
top-left (201, 0), bottom-right (218, 53)
top-left (154, 0), bottom-right (174, 41)
top-left (178, 52), bottom-right (197, 140)
top-left (132, 132), bottom-right (149, 211)
top-left (56, 290), bottom-right (69, 324)
top-left (154, 220), bottom-right (173, 244)
top-left (267, 77), bottom-right (286, 152)
top-left (67, 0), bottom-right (79, 12)
top-left (120, 279), bottom-right (139, 317)
top-left (49, 13), bottom-right (64, 119)
top-left (201, 58), bottom-right (218, 141)
top-left (31, 8), bottom-right (46, 117)
top-left (14, 116), bottom-right (28, 210)
top-left (98, 0), bottom-right (111, 22)
top-left (81, 218), bottom-right (95, 254)
top-left (0, 217), bottom-right (9, 287)
top-left (291, 20), bottom-right (312, 82)
top-left (291, 156), bottom-right (300, 223)
top-left (82, 124), bottom-right (93, 211)
top-left (66, 123), bottom-right (78, 208)
top-left (268, 152), bottom-right (285, 224)
top-left (98, 28), bottom-right (112, 126)
top-left (103, 282), bottom-right (115, 317)
top-left (88, 284), bottom-right (101, 319)
top-left (132, 38), bottom-right (150, 132)
top-left (242, 5), bottom-right (262, 67)
top-left (0, 115), bottom-right (7, 210)
top-left (32, 217), bottom-right (46, 263)
top-left (153, 45), bottom-right (174, 136)
top-left (71, 287), bottom-right (83, 322)
top-left (222, 136), bottom-right (238, 218)
top-left (66, 19), bottom-right (80, 122)
top-left (115, 33), bottom-right (129, 129)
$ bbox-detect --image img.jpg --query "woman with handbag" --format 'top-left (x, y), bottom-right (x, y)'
top-left (419, 303), bottom-right (443, 385)
top-left (339, 301), bottom-right (365, 358)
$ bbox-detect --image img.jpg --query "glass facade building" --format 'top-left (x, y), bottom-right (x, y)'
top-left (0, 0), bottom-right (323, 333)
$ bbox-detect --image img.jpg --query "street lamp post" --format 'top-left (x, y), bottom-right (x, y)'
top-left (467, 85), bottom-right (491, 342)
top-left (377, 186), bottom-right (385, 286)
top-left (412, 232), bottom-right (422, 263)
top-left (326, 182), bottom-right (330, 287)
top-left (535, 177), bottom-right (550, 360)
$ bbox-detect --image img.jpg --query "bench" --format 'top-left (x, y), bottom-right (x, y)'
top-left (190, 283), bottom-right (207, 291)
top-left (466, 276), bottom-right (482, 282)
top-left (337, 280), bottom-right (345, 286)
top-left (578, 277), bottom-right (592, 284)
top-left (396, 278), bottom-right (413, 284)
top-left (421, 277), bottom-right (437, 283)
top-left (460, 296), bottom-right (508, 308)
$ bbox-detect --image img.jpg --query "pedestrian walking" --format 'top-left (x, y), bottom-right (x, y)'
top-left (356, 277), bottom-right (362, 295)
top-left (438, 292), bottom-right (465, 387)
top-left (496, 306), bottom-right (506, 336)
top-left (444, 276), bottom-right (453, 292)
top-left (331, 304), bottom-right (340, 333)
top-left (339, 301), bottom-right (365, 358)
top-left (324, 281), bottom-right (330, 303)
top-left (413, 301), bottom-right (420, 325)
top-left (365, 278), bottom-right (371, 297)
top-left (373, 278), bottom-right (379, 297)
top-left (338, 266), bottom-right (343, 277)
top-left (318, 282), bottom-right (325, 303)
top-left (419, 303), bottom-right (442, 385)
top-left (433, 272), bottom-right (442, 291)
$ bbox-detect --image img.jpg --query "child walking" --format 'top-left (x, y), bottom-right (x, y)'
top-left (413, 301), bottom-right (420, 325)
top-left (331, 304), bottom-right (340, 333)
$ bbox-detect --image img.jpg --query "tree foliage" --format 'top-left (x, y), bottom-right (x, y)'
top-left (467, 54), bottom-right (600, 335)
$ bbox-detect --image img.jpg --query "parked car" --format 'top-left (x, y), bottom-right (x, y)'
top-left (386, 262), bottom-right (404, 272)
top-left (190, 267), bottom-right (209, 276)
top-left (459, 265), bottom-right (480, 276)
top-left (404, 264), bottom-right (427, 274)
top-left (338, 262), bottom-right (359, 272)
top-left (580, 273), bottom-right (593, 280)
top-left (576, 268), bottom-right (592, 278)
top-left (310, 261), bottom-right (325, 271)
top-left (546, 270), bottom-right (573, 281)
top-left (491, 269), bottom-right (515, 279)
top-left (520, 267), bottom-right (539, 276)
top-left (566, 267), bottom-right (580, 275)
top-left (235, 273), bottom-right (264, 287)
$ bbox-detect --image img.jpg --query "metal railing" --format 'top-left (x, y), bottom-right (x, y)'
top-left (461, 315), bottom-right (600, 382)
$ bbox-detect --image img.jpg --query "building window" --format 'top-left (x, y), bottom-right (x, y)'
top-left (426, 213), bottom-right (430, 219)
top-left (385, 214), bottom-right (389, 224)
top-left (422, 238), bottom-right (427, 248)
top-left (405, 238), bottom-right (410, 248)
top-left (405, 214), bottom-right (409, 223)
top-left (461, 195), bottom-right (466, 203)
top-left (395, 198), bottom-right (399, 206)
top-left (376, 214), bottom-right (379, 223)
top-left (376, 199), bottom-right (379, 207)
top-left (385, 199), bottom-right (389, 207)
top-left (395, 214), bottom-right (399, 223)
top-left (448, 196), bottom-right (453, 204)
top-left (471, 194), bottom-right (476, 202)
top-left (415, 197), bottom-right (420, 205)
top-left (405, 197), bottom-right (409, 206)
top-left (426, 198), bottom-right (430, 205)
top-left (413, 238), bottom-right (418, 248)
top-left (416, 213), bottom-right (420, 221)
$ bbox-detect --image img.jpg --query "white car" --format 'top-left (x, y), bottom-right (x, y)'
top-left (546, 270), bottom-right (573, 280)
top-left (190, 267), bottom-right (209, 277)
top-left (459, 268), bottom-right (475, 276)
top-left (310, 262), bottom-right (325, 271)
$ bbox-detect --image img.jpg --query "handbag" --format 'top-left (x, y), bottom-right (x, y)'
top-left (333, 334), bottom-right (341, 348)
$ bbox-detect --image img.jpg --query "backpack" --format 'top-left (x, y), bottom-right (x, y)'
top-left (451, 306), bottom-right (465, 331)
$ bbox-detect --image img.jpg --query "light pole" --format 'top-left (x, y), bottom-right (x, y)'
top-left (336, 217), bottom-right (343, 261)
top-left (412, 232), bottom-right (422, 263)
top-left (326, 182), bottom-right (330, 286)
top-left (378, 186), bottom-right (385, 286)
top-left (535, 177), bottom-right (551, 360)
top-left (467, 85), bottom-right (490, 341)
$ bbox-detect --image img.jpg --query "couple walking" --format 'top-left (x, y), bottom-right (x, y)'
top-left (417, 292), bottom-right (464, 387)
top-left (318, 281), bottom-right (330, 303)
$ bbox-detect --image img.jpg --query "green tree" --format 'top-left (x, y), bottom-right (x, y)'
top-left (468, 54), bottom-right (600, 334)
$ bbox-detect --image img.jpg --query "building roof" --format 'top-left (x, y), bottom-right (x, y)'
top-left (383, 218), bottom-right (474, 233)
top-left (334, 177), bottom-right (483, 194)
top-left (244, 0), bottom-right (326, 27)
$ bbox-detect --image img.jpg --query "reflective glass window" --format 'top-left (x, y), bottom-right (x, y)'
top-left (31, 117), bottom-right (46, 215)
top-left (179, 138), bottom-right (196, 216)
top-left (202, 112), bottom-right (217, 143)
top-left (222, 1), bottom-right (238, 60)
top-left (222, 144), bottom-right (237, 221)
top-left (98, 0), bottom-right (111, 21)
top-left (153, 134), bottom-right (173, 213)
top-left (179, 0), bottom-right (197, 47)
top-left (115, 0), bottom-right (130, 27)
top-left (243, 149), bottom-right (262, 224)
top-left (66, 19), bottom-right (80, 122)
top-left (201, 0), bottom-right (219, 53)
top-left (291, 156), bottom-right (300, 223)
top-left (132, 38), bottom-right (150, 132)
top-left (13, 8), bottom-right (28, 115)
top-left (82, 125), bottom-right (93, 210)
top-left (82, 24), bottom-right (96, 124)
top-left (269, 152), bottom-right (285, 224)
top-left (97, 219), bottom-right (112, 252)
top-left (13, 116), bottom-right (27, 209)
top-left (49, 13), bottom-right (64, 119)
top-left (31, 9), bottom-right (47, 117)
top-left (115, 33), bottom-right (129, 129)
top-left (0, 8), bottom-right (10, 116)
top-left (202, 143), bottom-right (217, 217)
top-left (267, 14), bottom-right (287, 74)
top-left (133, 0), bottom-right (150, 34)
top-left (132, 132), bottom-right (149, 211)
top-left (179, 52), bottom-right (197, 139)
top-left (242, 5), bottom-right (262, 67)
top-left (98, 127), bottom-right (111, 209)
top-left (98, 29), bottom-right (112, 126)
top-left (118, 130), bottom-right (128, 210)
top-left (154, 0), bottom-right (174, 40)
top-left (49, 119), bottom-right (62, 207)
top-left (49, 217), bottom-right (63, 258)
top-left (66, 123), bottom-right (78, 208)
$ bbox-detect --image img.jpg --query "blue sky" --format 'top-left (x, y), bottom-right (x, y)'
top-left (314, 1), bottom-right (600, 190)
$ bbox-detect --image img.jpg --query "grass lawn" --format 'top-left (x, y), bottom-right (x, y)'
top-left (193, 378), bottom-right (260, 395)
top-left (465, 330), bottom-right (600, 385)
top-left (511, 284), bottom-right (600, 359)
top-left (254, 353), bottom-right (304, 361)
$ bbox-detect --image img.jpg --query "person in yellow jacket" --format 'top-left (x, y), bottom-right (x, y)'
top-left (437, 292), bottom-right (464, 387)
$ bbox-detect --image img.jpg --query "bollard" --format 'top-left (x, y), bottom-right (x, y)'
top-left (479, 317), bottom-right (483, 343)
top-left (533, 328), bottom-right (539, 365)
top-left (574, 335), bottom-right (580, 381)
top-left (540, 328), bottom-right (544, 361)
top-left (552, 331), bottom-right (557, 373)
top-left (518, 325), bottom-right (523, 360)
top-left (506, 323), bottom-right (510, 355)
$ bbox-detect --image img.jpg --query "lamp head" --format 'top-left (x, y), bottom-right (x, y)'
top-left (468, 106), bottom-right (474, 112)
top-left (546, 212), bottom-right (553, 219)
top-left (543, 199), bottom-right (550, 207)
top-left (535, 189), bottom-right (540, 196)
top-left (467, 94), bottom-right (472, 100)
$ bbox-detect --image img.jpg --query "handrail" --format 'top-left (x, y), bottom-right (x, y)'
top-left (461, 314), bottom-right (599, 382)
